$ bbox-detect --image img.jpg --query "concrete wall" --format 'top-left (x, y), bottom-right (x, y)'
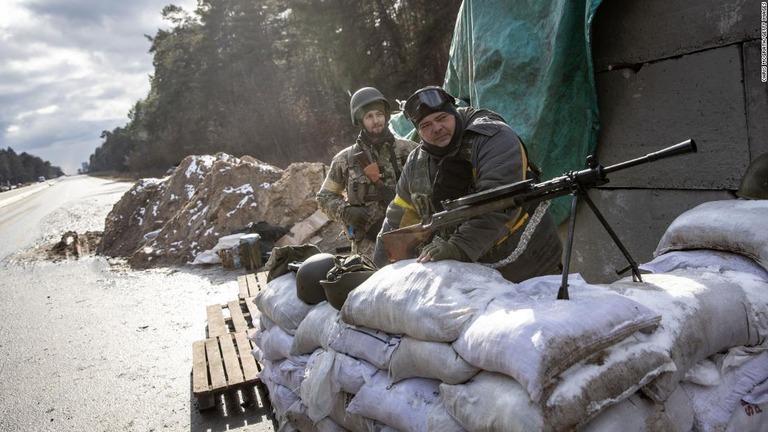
top-left (566, 0), bottom-right (766, 283)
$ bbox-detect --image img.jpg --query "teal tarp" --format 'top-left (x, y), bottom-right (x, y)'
top-left (394, 0), bottom-right (603, 224)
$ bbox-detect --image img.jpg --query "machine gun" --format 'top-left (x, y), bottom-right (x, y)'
top-left (379, 139), bottom-right (697, 300)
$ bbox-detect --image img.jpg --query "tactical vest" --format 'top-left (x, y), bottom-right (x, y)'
top-left (345, 139), bottom-right (410, 206)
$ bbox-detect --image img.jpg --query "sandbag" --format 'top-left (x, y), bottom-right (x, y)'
top-left (608, 270), bottom-right (767, 402)
top-left (453, 274), bottom-right (661, 401)
top-left (328, 323), bottom-right (401, 370)
top-left (290, 302), bottom-right (341, 356)
top-left (681, 350), bottom-right (768, 432)
top-left (255, 272), bottom-right (312, 335)
top-left (327, 391), bottom-right (377, 432)
top-left (284, 400), bottom-right (346, 432)
top-left (346, 371), bottom-right (441, 432)
top-left (259, 357), bottom-right (308, 395)
top-left (300, 349), bottom-right (339, 421)
top-left (581, 386), bottom-right (694, 432)
top-left (341, 260), bottom-right (508, 342)
top-left (654, 200), bottom-right (768, 273)
top-left (640, 250), bottom-right (768, 280)
top-left (440, 371), bottom-right (545, 431)
top-left (251, 324), bottom-right (295, 362)
top-left (332, 351), bottom-right (378, 394)
top-left (426, 396), bottom-right (467, 432)
top-left (442, 334), bottom-right (674, 432)
top-left (261, 379), bottom-right (300, 427)
top-left (389, 336), bottom-right (479, 385)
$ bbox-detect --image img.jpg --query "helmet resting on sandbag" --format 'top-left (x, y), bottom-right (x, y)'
top-left (320, 270), bottom-right (376, 310)
top-left (350, 87), bottom-right (391, 126)
top-left (295, 253), bottom-right (337, 305)
top-left (736, 152), bottom-right (768, 200)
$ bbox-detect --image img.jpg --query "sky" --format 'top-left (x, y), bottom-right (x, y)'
top-left (0, 0), bottom-right (198, 175)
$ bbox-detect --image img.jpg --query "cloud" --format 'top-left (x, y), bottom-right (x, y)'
top-left (0, 0), bottom-right (197, 174)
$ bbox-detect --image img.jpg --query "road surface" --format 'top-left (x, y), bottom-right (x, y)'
top-left (0, 175), bottom-right (277, 432)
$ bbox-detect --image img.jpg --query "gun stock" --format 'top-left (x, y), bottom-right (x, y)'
top-left (379, 223), bottom-right (436, 262)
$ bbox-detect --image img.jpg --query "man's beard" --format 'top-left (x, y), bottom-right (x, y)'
top-left (364, 126), bottom-right (388, 142)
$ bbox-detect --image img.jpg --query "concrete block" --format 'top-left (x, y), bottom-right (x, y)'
top-left (592, 0), bottom-right (760, 71)
top-left (594, 45), bottom-right (749, 189)
top-left (744, 40), bottom-right (768, 159)
top-left (560, 188), bottom-right (736, 284)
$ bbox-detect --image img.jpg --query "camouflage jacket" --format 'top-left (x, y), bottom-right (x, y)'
top-left (316, 132), bottom-right (418, 234)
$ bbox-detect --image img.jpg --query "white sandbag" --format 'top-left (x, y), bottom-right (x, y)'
top-left (259, 312), bottom-right (276, 331)
top-left (254, 272), bottom-right (312, 335)
top-left (440, 371), bottom-right (545, 431)
top-left (328, 391), bottom-right (377, 432)
top-left (333, 351), bottom-right (378, 395)
top-left (285, 400), bottom-right (347, 432)
top-left (442, 334), bottom-right (674, 432)
top-left (640, 250), bottom-right (768, 280)
top-left (544, 334), bottom-right (675, 429)
top-left (389, 336), bottom-right (479, 385)
top-left (328, 323), bottom-right (400, 370)
top-left (725, 400), bottom-right (768, 432)
top-left (654, 199), bottom-right (768, 272)
top-left (426, 395), bottom-right (468, 432)
top-left (251, 324), bottom-right (295, 362)
top-left (300, 349), bottom-right (339, 421)
top-left (266, 356), bottom-right (309, 394)
top-left (346, 371), bottom-right (441, 432)
top-left (681, 350), bottom-right (768, 432)
top-left (262, 379), bottom-right (300, 427)
top-left (291, 302), bottom-right (342, 356)
top-left (745, 379), bottom-right (768, 405)
top-left (608, 270), bottom-right (767, 402)
top-left (341, 260), bottom-right (508, 342)
top-left (581, 386), bottom-right (694, 432)
top-left (453, 274), bottom-right (661, 402)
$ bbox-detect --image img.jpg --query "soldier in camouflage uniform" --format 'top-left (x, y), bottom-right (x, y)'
top-left (316, 87), bottom-right (418, 257)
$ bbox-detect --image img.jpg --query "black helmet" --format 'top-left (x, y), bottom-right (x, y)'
top-left (350, 87), bottom-right (391, 126)
top-left (736, 152), bottom-right (768, 199)
top-left (403, 86), bottom-right (457, 127)
top-left (320, 270), bottom-right (376, 310)
top-left (295, 253), bottom-right (336, 304)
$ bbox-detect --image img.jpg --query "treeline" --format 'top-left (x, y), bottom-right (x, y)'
top-left (0, 148), bottom-right (64, 185)
top-left (89, 0), bottom-right (462, 173)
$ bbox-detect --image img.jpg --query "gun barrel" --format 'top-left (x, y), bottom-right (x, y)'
top-left (604, 139), bottom-right (696, 175)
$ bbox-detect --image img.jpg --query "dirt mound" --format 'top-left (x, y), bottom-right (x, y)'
top-left (49, 230), bottom-right (103, 261)
top-left (98, 152), bottom-right (344, 268)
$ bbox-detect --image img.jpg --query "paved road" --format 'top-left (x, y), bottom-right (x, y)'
top-left (0, 175), bottom-right (277, 432)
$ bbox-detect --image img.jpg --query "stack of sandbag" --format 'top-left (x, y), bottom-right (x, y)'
top-left (342, 261), bottom-right (682, 431)
top-left (251, 259), bottom-right (689, 431)
top-left (248, 199), bottom-right (768, 431)
top-left (621, 198), bottom-right (768, 431)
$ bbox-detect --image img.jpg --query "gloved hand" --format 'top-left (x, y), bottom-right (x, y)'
top-left (417, 238), bottom-right (469, 263)
top-left (411, 193), bottom-right (433, 222)
top-left (342, 206), bottom-right (368, 228)
top-left (363, 162), bottom-right (382, 184)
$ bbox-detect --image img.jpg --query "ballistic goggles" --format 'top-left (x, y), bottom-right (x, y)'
top-left (403, 87), bottom-right (456, 124)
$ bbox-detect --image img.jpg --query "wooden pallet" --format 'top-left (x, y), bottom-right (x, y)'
top-left (191, 270), bottom-right (270, 411)
top-left (192, 329), bottom-right (263, 410)
top-left (238, 271), bottom-right (269, 300)
top-left (206, 300), bottom-right (252, 338)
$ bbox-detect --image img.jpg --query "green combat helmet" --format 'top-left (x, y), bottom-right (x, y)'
top-left (295, 253), bottom-right (336, 305)
top-left (320, 254), bottom-right (377, 310)
top-left (350, 87), bottom-right (391, 126)
top-left (736, 152), bottom-right (768, 200)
